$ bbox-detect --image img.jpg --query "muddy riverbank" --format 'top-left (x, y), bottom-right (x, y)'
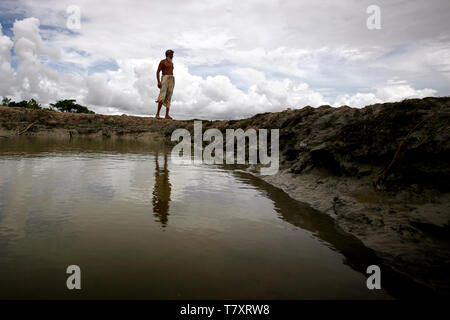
top-left (1, 97), bottom-right (449, 295)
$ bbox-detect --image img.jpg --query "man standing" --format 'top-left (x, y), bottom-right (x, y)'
top-left (155, 49), bottom-right (175, 119)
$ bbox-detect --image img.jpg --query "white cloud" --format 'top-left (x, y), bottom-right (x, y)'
top-left (0, 24), bottom-right (15, 96)
top-left (4, 17), bottom-right (84, 104)
top-left (375, 79), bottom-right (437, 102)
top-left (334, 80), bottom-right (437, 107)
top-left (1, 0), bottom-right (448, 118)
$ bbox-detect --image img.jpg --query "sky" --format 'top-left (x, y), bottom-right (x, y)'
top-left (0, 0), bottom-right (449, 119)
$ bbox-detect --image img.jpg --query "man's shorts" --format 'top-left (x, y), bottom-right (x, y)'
top-left (156, 75), bottom-right (175, 109)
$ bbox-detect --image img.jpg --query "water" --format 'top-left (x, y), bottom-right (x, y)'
top-left (0, 137), bottom-right (403, 299)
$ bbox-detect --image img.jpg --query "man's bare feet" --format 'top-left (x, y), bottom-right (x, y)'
top-left (155, 114), bottom-right (161, 119)
top-left (165, 115), bottom-right (173, 120)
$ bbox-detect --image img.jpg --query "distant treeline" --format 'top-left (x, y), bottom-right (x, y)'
top-left (1, 97), bottom-right (95, 114)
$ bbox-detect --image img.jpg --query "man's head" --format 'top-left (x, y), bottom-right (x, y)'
top-left (165, 49), bottom-right (174, 60)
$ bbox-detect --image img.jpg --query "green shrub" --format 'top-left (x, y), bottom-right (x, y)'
top-left (2, 97), bottom-right (11, 106)
top-left (50, 99), bottom-right (95, 114)
top-left (1, 97), bottom-right (42, 109)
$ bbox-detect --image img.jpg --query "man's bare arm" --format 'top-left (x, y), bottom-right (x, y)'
top-left (156, 61), bottom-right (162, 88)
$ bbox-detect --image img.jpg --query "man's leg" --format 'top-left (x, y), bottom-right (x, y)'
top-left (165, 106), bottom-right (171, 119)
top-left (164, 78), bottom-right (174, 119)
top-left (156, 77), bottom-right (168, 118)
top-left (156, 102), bottom-right (163, 118)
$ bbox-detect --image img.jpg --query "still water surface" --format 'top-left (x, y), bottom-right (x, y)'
top-left (0, 137), bottom-right (395, 299)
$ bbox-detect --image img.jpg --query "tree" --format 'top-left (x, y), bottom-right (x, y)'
top-left (3, 98), bottom-right (42, 109)
top-left (1, 97), bottom-right (11, 106)
top-left (2, 97), bottom-right (95, 114)
top-left (26, 98), bottom-right (41, 109)
top-left (50, 99), bottom-right (95, 114)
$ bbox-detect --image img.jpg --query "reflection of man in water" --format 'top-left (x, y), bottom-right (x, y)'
top-left (152, 150), bottom-right (171, 228)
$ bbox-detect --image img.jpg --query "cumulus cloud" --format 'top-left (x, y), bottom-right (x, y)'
top-left (1, 0), bottom-right (448, 118)
top-left (0, 24), bottom-right (15, 95)
top-left (2, 17), bottom-right (84, 104)
top-left (81, 59), bottom-right (329, 119)
top-left (333, 80), bottom-right (437, 107)
top-left (1, 16), bottom-right (333, 118)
